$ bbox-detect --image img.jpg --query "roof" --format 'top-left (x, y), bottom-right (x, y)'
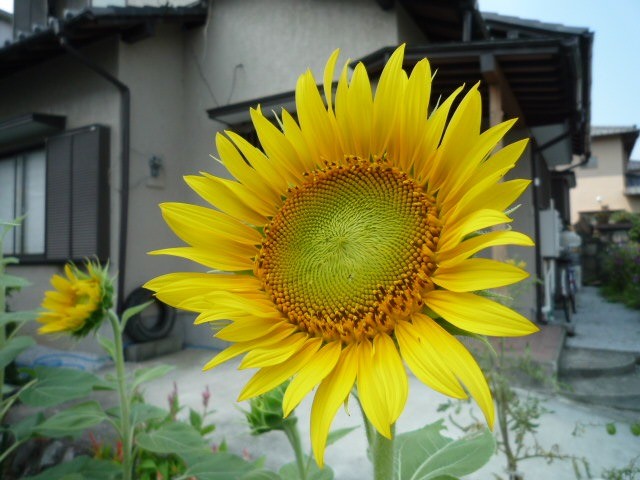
top-left (0, 3), bottom-right (207, 79)
top-left (481, 12), bottom-right (589, 37)
top-left (357, 35), bottom-right (592, 156)
top-left (591, 126), bottom-right (639, 137)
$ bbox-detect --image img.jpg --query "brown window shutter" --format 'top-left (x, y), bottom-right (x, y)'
top-left (45, 125), bottom-right (110, 262)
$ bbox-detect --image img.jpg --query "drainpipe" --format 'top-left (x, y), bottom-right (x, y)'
top-left (529, 144), bottom-right (544, 323)
top-left (58, 35), bottom-right (130, 314)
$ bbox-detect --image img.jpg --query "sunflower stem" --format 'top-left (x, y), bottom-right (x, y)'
top-left (108, 309), bottom-right (133, 480)
top-left (283, 421), bottom-right (307, 480)
top-left (372, 424), bottom-right (395, 480)
top-left (0, 256), bottom-right (6, 401)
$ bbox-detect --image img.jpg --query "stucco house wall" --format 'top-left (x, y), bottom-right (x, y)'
top-left (571, 134), bottom-right (640, 222)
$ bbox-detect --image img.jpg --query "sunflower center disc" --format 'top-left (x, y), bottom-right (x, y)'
top-left (256, 157), bottom-right (441, 342)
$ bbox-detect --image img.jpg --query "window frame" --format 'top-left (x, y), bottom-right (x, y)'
top-left (0, 142), bottom-right (48, 264)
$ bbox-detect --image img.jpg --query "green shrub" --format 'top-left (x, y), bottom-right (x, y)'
top-left (601, 242), bottom-right (640, 309)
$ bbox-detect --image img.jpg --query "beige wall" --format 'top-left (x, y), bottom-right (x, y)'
top-left (571, 135), bottom-right (640, 222)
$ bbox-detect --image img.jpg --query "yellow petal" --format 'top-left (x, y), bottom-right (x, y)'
top-left (144, 272), bottom-right (261, 295)
top-left (430, 85), bottom-right (481, 191)
top-left (184, 175), bottom-right (270, 226)
top-left (149, 247), bottom-right (253, 272)
top-left (345, 63), bottom-right (373, 159)
top-left (425, 290), bottom-right (539, 336)
top-left (215, 316), bottom-right (284, 342)
top-left (433, 258), bottom-right (529, 292)
top-left (400, 58), bottom-right (431, 171)
top-left (438, 209), bottom-right (512, 251)
top-left (323, 49), bottom-right (340, 113)
top-left (414, 85), bottom-right (464, 184)
top-left (310, 344), bottom-right (358, 467)
top-left (470, 138), bottom-right (529, 186)
top-left (437, 230), bottom-right (534, 268)
top-left (283, 341), bottom-right (342, 417)
top-left (281, 109), bottom-right (317, 173)
top-left (237, 338), bottom-right (322, 401)
top-left (357, 334), bottom-right (408, 438)
top-left (371, 44), bottom-right (405, 156)
top-left (441, 118), bottom-right (518, 207)
top-left (216, 133), bottom-right (282, 207)
top-left (481, 179), bottom-right (532, 213)
top-left (395, 319), bottom-right (467, 398)
top-left (296, 70), bottom-right (339, 163)
top-left (160, 207), bottom-right (259, 258)
top-left (250, 107), bottom-right (305, 184)
top-left (412, 315), bottom-right (495, 427)
top-left (202, 325), bottom-right (297, 371)
top-left (239, 332), bottom-right (309, 369)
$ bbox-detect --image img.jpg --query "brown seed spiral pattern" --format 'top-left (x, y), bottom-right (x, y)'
top-left (255, 156), bottom-right (441, 343)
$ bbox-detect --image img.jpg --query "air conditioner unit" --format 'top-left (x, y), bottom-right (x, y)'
top-left (539, 208), bottom-right (562, 258)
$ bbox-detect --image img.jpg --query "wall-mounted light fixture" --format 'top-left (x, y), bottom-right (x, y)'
top-left (149, 155), bottom-right (162, 178)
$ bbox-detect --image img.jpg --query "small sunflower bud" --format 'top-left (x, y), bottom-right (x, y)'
top-left (37, 260), bottom-right (113, 338)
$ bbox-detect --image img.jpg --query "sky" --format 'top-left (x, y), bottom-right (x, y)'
top-left (1, 0), bottom-right (638, 156)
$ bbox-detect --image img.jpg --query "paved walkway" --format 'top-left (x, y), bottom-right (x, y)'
top-left (566, 286), bottom-right (640, 355)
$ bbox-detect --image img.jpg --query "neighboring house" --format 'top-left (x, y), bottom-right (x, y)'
top-left (570, 126), bottom-right (640, 223)
top-left (0, 0), bottom-right (592, 353)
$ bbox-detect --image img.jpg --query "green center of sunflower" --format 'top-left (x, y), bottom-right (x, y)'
top-left (256, 157), bottom-right (441, 342)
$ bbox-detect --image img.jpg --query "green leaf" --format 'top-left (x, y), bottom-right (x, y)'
top-left (35, 401), bottom-right (108, 438)
top-left (96, 334), bottom-right (116, 359)
top-left (279, 459), bottom-right (333, 480)
top-left (131, 364), bottom-right (175, 390)
top-left (24, 456), bottom-right (120, 480)
top-left (0, 335), bottom-right (35, 369)
top-left (0, 274), bottom-right (30, 289)
top-left (130, 403), bottom-right (168, 426)
top-left (631, 423), bottom-right (640, 436)
top-left (19, 367), bottom-right (108, 408)
top-left (0, 256), bottom-right (19, 266)
top-left (396, 421), bottom-right (495, 480)
top-left (0, 310), bottom-right (39, 329)
top-left (135, 422), bottom-right (209, 456)
top-left (606, 423), bottom-right (617, 435)
top-left (242, 470), bottom-right (282, 480)
top-left (190, 408), bottom-right (203, 430)
top-left (184, 453), bottom-right (261, 480)
top-left (121, 300), bottom-right (153, 332)
top-left (9, 412), bottom-right (45, 442)
top-left (326, 426), bottom-right (357, 448)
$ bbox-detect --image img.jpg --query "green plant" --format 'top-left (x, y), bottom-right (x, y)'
top-left (0, 218), bottom-right (39, 467)
top-left (601, 456), bottom-right (640, 480)
top-left (1, 259), bottom-right (270, 479)
top-left (600, 242), bottom-right (640, 309)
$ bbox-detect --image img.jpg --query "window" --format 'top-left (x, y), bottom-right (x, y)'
top-left (0, 149), bottom-right (46, 256)
top-left (0, 125), bottom-right (110, 262)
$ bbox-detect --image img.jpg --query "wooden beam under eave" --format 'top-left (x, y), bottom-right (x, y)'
top-left (480, 53), bottom-right (525, 123)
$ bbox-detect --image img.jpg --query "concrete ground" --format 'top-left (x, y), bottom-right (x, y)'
top-left (565, 286), bottom-right (640, 355)
top-left (134, 285), bottom-right (640, 480)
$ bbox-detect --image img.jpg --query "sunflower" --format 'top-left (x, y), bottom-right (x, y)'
top-left (146, 45), bottom-right (538, 465)
top-left (38, 261), bottom-right (112, 338)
